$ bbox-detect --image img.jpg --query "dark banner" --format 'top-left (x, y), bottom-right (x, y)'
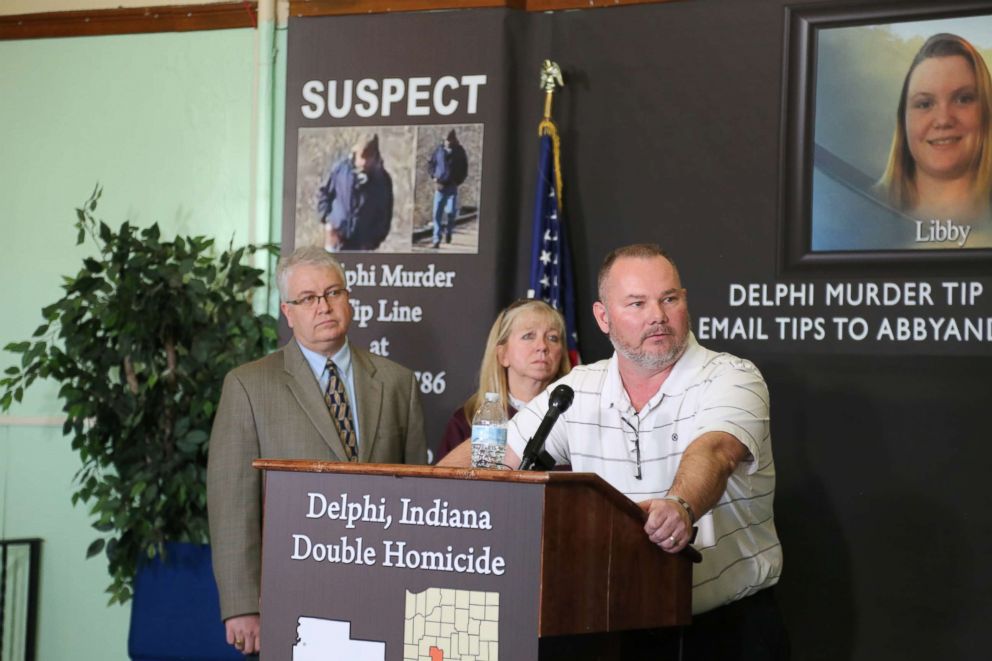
top-left (761, 2), bottom-right (992, 356)
top-left (280, 2), bottom-right (992, 659)
top-left (283, 10), bottom-right (520, 454)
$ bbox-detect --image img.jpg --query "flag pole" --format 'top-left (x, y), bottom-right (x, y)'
top-left (529, 59), bottom-right (580, 364)
top-left (538, 60), bottom-right (565, 214)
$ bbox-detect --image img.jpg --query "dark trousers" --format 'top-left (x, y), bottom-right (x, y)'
top-left (621, 588), bottom-right (790, 661)
top-left (681, 588), bottom-right (790, 661)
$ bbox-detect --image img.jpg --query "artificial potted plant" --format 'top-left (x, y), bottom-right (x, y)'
top-left (0, 187), bottom-right (278, 658)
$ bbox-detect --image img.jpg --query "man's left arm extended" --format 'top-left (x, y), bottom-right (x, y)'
top-left (639, 431), bottom-right (749, 553)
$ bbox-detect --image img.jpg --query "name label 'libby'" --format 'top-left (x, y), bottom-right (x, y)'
top-left (915, 219), bottom-right (972, 247)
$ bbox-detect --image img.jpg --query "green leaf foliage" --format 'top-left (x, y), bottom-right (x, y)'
top-left (0, 186), bottom-right (278, 604)
top-left (87, 538), bottom-right (106, 559)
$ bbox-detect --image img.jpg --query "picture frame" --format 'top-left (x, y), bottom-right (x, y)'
top-left (779, 1), bottom-right (992, 273)
top-left (1, 538), bottom-right (40, 661)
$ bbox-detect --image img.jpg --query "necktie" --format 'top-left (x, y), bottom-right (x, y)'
top-left (324, 359), bottom-right (358, 461)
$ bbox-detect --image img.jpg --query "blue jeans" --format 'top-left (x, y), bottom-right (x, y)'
top-left (432, 189), bottom-right (458, 244)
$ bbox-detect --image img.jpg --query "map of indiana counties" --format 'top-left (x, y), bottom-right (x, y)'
top-left (404, 588), bottom-right (500, 660)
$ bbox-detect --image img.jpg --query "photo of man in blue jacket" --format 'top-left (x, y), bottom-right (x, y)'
top-left (318, 133), bottom-right (394, 252)
top-left (426, 129), bottom-right (469, 249)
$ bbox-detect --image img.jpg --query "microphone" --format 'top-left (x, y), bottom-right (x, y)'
top-left (519, 384), bottom-right (574, 471)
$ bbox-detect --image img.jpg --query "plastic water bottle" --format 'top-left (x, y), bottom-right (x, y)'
top-left (471, 392), bottom-right (508, 469)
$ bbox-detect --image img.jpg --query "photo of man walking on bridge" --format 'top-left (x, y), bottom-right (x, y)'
top-left (427, 129), bottom-right (470, 248)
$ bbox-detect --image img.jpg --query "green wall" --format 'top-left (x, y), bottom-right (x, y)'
top-left (0, 25), bottom-right (278, 660)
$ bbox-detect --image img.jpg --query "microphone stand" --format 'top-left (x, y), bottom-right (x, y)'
top-left (518, 384), bottom-right (574, 471)
top-left (519, 445), bottom-right (556, 471)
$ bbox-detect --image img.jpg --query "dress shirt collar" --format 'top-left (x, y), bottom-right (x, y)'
top-left (601, 332), bottom-right (703, 415)
top-left (297, 339), bottom-right (353, 383)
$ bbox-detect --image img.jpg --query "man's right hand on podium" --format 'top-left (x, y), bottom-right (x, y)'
top-left (226, 614), bottom-right (260, 656)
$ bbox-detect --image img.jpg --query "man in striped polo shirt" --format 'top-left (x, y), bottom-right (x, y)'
top-left (441, 243), bottom-right (787, 659)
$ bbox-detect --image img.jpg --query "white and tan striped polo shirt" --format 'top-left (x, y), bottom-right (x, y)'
top-left (507, 333), bottom-right (782, 614)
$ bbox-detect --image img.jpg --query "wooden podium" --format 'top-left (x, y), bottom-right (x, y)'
top-left (254, 460), bottom-right (696, 660)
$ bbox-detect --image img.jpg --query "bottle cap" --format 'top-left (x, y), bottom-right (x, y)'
top-left (484, 392), bottom-right (499, 402)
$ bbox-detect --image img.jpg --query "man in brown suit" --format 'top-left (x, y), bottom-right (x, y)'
top-left (206, 246), bottom-right (427, 655)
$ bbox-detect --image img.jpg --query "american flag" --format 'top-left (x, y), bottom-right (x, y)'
top-left (527, 132), bottom-right (581, 365)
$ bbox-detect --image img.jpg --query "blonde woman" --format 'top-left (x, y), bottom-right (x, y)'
top-left (878, 33), bottom-right (992, 223)
top-left (435, 299), bottom-right (571, 462)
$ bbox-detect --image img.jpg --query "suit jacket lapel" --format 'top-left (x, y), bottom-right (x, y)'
top-left (282, 339), bottom-right (350, 462)
top-left (352, 348), bottom-right (383, 462)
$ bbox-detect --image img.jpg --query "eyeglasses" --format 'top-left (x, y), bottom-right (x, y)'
top-left (620, 414), bottom-right (642, 480)
top-left (285, 287), bottom-right (348, 308)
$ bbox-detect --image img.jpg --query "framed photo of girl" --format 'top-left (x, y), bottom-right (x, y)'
top-left (780, 1), bottom-right (992, 272)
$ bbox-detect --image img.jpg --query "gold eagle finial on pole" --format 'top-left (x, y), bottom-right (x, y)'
top-left (537, 60), bottom-right (565, 213)
top-left (539, 60), bottom-right (564, 126)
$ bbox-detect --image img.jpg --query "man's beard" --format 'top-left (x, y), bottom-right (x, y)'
top-left (610, 320), bottom-right (690, 372)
